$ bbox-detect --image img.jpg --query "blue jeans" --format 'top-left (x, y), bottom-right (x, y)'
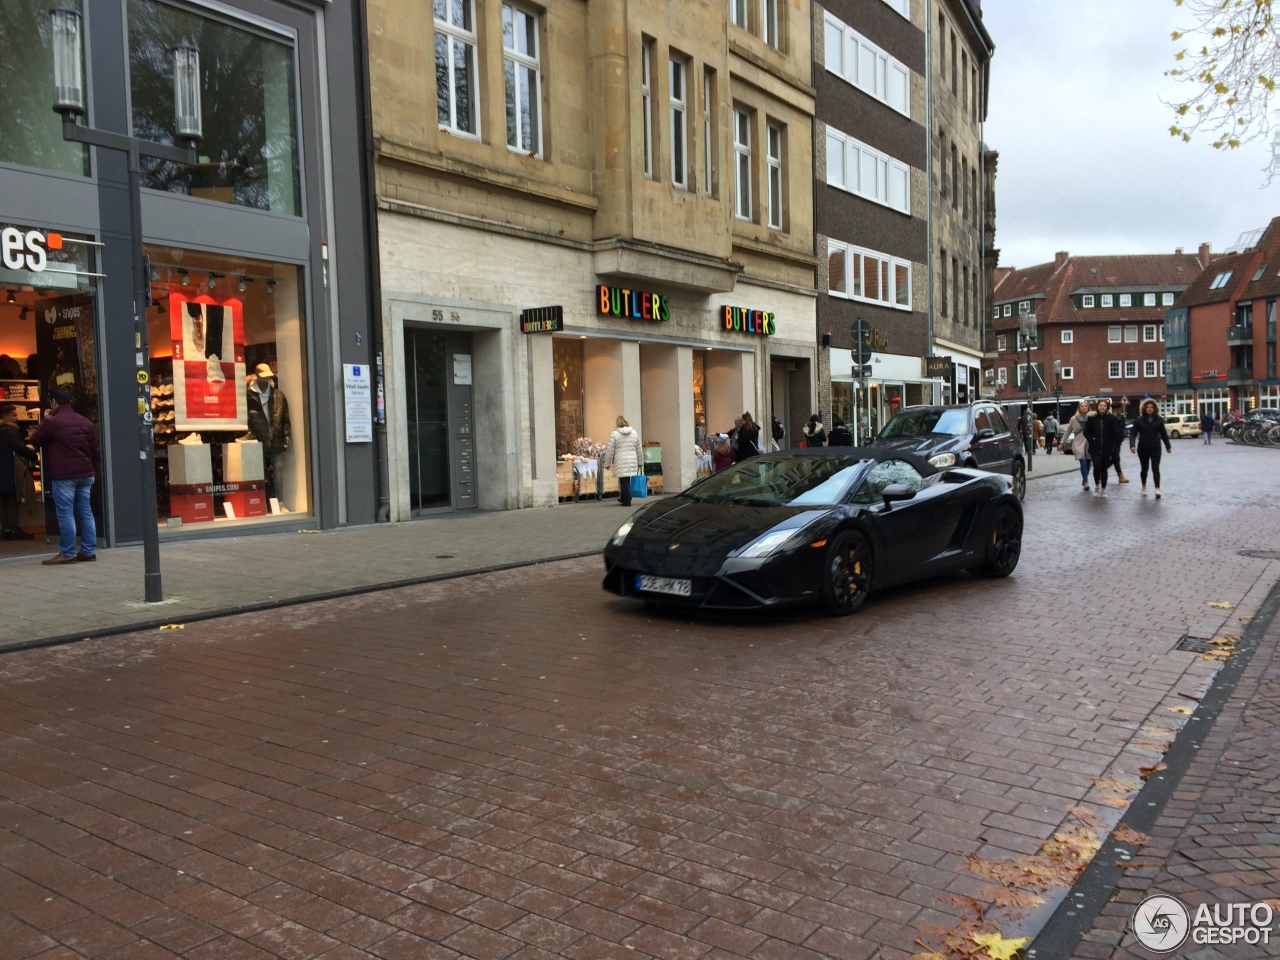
top-left (51, 477), bottom-right (96, 558)
top-left (1078, 458), bottom-right (1091, 484)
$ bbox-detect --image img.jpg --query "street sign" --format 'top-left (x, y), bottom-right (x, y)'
top-left (850, 319), bottom-right (872, 365)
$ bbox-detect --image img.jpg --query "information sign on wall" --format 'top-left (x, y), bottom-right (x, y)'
top-left (520, 305), bottom-right (564, 333)
top-left (343, 364), bottom-right (372, 443)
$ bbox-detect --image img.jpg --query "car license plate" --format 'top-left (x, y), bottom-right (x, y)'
top-left (636, 574), bottom-right (692, 597)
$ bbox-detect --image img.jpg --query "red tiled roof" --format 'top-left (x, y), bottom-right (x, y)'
top-left (992, 253), bottom-right (1207, 332)
top-left (1227, 216), bottom-right (1280, 302)
top-left (1173, 249), bottom-right (1261, 309)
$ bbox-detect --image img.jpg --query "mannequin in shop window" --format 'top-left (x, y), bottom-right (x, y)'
top-left (246, 363), bottom-right (291, 502)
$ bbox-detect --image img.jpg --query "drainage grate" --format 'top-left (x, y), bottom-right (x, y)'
top-left (1239, 549), bottom-right (1280, 560)
top-left (1175, 635), bottom-right (1214, 654)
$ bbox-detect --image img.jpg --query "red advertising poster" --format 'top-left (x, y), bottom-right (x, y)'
top-left (169, 293), bottom-right (247, 430)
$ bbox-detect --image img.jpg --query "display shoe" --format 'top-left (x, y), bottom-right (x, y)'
top-left (42, 554), bottom-right (77, 565)
top-left (207, 358), bottom-right (226, 383)
top-left (75, 552), bottom-right (96, 562)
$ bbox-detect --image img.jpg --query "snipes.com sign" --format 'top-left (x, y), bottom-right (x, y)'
top-left (1133, 895), bottom-right (1275, 952)
top-left (1, 226), bottom-right (62, 272)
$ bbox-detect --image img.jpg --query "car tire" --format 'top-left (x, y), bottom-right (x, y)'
top-left (822, 529), bottom-right (873, 615)
top-left (1011, 458), bottom-right (1026, 501)
top-left (1171, 431), bottom-right (1180, 439)
top-left (978, 504), bottom-right (1022, 578)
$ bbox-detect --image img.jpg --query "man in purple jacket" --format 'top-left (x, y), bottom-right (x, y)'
top-left (29, 386), bottom-right (99, 565)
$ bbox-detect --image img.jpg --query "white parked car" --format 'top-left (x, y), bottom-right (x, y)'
top-left (1164, 414), bottom-right (1202, 439)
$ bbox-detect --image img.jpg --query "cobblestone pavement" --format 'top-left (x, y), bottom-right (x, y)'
top-left (1064, 602), bottom-right (1280, 960)
top-left (0, 441), bottom-right (1276, 960)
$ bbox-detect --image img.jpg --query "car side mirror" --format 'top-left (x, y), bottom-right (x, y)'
top-left (881, 483), bottom-right (915, 507)
top-left (973, 428), bottom-right (995, 443)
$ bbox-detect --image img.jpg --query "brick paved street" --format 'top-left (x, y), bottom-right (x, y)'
top-left (0, 441), bottom-right (1277, 959)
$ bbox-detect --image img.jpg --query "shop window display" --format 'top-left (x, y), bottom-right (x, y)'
top-left (146, 247), bottom-right (309, 527)
top-left (129, 0), bottom-right (301, 215)
top-left (0, 0), bottom-right (89, 175)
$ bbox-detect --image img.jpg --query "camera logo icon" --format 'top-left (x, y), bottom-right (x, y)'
top-left (1133, 895), bottom-right (1190, 952)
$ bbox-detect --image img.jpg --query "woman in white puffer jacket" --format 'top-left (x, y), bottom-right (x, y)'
top-left (603, 416), bottom-right (644, 507)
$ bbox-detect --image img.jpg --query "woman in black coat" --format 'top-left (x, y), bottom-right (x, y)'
top-left (1084, 398), bottom-right (1125, 497)
top-left (735, 412), bottom-right (761, 461)
top-left (1128, 398), bottom-right (1172, 499)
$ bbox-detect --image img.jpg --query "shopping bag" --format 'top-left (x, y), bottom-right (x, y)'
top-left (630, 475), bottom-right (649, 498)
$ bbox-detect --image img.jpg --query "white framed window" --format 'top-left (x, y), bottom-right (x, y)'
top-left (703, 70), bottom-right (714, 196)
top-left (1120, 293), bottom-right (1133, 307)
top-left (1108, 360), bottom-right (1122, 379)
top-left (1002, 303), bottom-right (1011, 317)
top-left (1162, 292), bottom-right (1175, 306)
top-left (1143, 324), bottom-right (1157, 342)
top-left (827, 238), bottom-right (912, 310)
top-left (669, 56), bottom-right (688, 189)
top-left (1144, 360), bottom-right (1158, 378)
top-left (1101, 294), bottom-right (1114, 307)
top-left (766, 122), bottom-right (783, 229)
top-left (1124, 324), bottom-right (1138, 343)
top-left (436, 0), bottom-right (480, 136)
top-left (762, 0), bottom-right (779, 48)
top-left (822, 13), bottom-right (910, 117)
top-left (1161, 359), bottom-right (1169, 376)
top-left (1061, 329), bottom-right (1074, 344)
top-left (641, 41), bottom-right (653, 178)
top-left (502, 3), bottom-right (541, 155)
top-left (1124, 360), bottom-right (1139, 378)
top-left (1082, 295), bottom-right (1095, 308)
top-left (1061, 366), bottom-right (1074, 380)
top-left (1108, 325), bottom-right (1121, 343)
top-left (1021, 300), bottom-right (1032, 314)
top-left (733, 108), bottom-right (752, 220)
top-left (879, 0), bottom-right (909, 17)
top-left (1209, 271), bottom-right (1233, 290)
top-left (996, 367), bottom-right (1007, 384)
top-left (1144, 293), bottom-right (1156, 307)
top-left (992, 305), bottom-right (1000, 319)
top-left (1159, 325), bottom-right (1165, 342)
top-left (730, 0), bottom-right (748, 29)
top-left (996, 334), bottom-right (1006, 352)
top-left (825, 125), bottom-right (910, 213)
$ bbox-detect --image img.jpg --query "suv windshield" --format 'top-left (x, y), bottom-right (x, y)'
top-left (688, 455), bottom-right (871, 506)
top-left (879, 408), bottom-right (971, 438)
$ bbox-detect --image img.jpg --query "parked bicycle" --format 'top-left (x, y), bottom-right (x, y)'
top-left (1229, 410), bottom-right (1280, 446)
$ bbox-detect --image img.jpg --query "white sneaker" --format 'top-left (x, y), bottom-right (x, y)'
top-left (207, 357), bottom-right (226, 383)
top-left (1099, 488), bottom-right (1107, 497)
top-left (1141, 486), bottom-right (1147, 496)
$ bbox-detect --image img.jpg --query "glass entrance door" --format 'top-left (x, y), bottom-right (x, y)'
top-left (405, 328), bottom-right (450, 512)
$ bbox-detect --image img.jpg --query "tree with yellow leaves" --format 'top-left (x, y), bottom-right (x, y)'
top-left (1167, 0), bottom-right (1277, 151)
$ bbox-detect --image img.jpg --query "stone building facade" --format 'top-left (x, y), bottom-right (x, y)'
top-left (366, 0), bottom-right (818, 515)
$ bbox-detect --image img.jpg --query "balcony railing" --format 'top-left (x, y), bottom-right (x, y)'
top-left (1227, 367), bottom-right (1254, 386)
top-left (1226, 324), bottom-right (1253, 346)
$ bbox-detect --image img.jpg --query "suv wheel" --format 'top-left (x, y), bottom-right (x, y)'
top-left (1011, 458), bottom-right (1026, 501)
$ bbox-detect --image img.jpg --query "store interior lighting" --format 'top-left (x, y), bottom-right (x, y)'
top-left (5, 290), bottom-right (14, 304)
top-left (179, 270), bottom-right (189, 286)
top-left (237, 276), bottom-right (247, 292)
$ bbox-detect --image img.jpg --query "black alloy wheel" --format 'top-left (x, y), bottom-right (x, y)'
top-left (979, 505), bottom-right (1022, 578)
top-left (1011, 458), bottom-right (1026, 501)
top-left (823, 529), bottom-right (873, 615)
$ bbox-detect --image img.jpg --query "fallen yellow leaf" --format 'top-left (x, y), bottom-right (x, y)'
top-left (1100, 794), bottom-right (1129, 808)
top-left (159, 624), bottom-right (185, 630)
top-left (972, 931), bottom-right (1030, 960)
top-left (1112, 825), bottom-right (1150, 845)
top-left (1140, 762), bottom-right (1167, 779)
top-left (910, 950), bottom-right (946, 960)
top-left (1168, 706), bottom-right (1193, 715)
top-left (1207, 601), bottom-right (1235, 609)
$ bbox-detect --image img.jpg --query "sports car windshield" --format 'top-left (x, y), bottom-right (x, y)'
top-left (879, 408), bottom-right (970, 438)
top-left (687, 455), bottom-right (871, 506)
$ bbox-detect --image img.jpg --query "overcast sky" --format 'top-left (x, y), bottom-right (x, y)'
top-left (982, 0), bottom-right (1280, 270)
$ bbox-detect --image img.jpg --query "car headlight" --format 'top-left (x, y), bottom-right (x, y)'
top-left (928, 452), bottom-right (959, 468)
top-left (610, 519), bottom-right (635, 546)
top-left (738, 528), bottom-right (800, 558)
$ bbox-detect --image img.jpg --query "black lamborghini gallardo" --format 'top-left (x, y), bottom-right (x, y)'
top-left (602, 449), bottom-right (1022, 615)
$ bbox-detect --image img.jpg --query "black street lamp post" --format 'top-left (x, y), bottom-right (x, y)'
top-left (51, 7), bottom-right (202, 602)
top-left (1017, 303), bottom-right (1036, 473)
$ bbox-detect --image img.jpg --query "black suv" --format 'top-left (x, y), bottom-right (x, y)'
top-left (868, 403), bottom-right (1026, 500)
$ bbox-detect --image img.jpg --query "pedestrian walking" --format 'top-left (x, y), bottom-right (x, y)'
top-left (1200, 408), bottom-right (1215, 444)
top-left (801, 413), bottom-right (826, 448)
top-left (1109, 411), bottom-right (1130, 484)
top-left (734, 411), bottom-right (761, 461)
top-left (827, 417), bottom-right (854, 446)
top-left (1032, 414), bottom-right (1043, 450)
top-left (28, 386), bottom-right (99, 564)
top-left (1042, 413), bottom-right (1059, 453)
top-left (0, 403), bottom-right (38, 540)
top-left (1063, 400), bottom-right (1093, 489)
top-left (1129, 398), bottom-right (1172, 499)
top-left (1084, 398), bottom-right (1125, 497)
top-left (712, 433), bottom-right (735, 472)
top-left (602, 415), bottom-right (644, 507)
